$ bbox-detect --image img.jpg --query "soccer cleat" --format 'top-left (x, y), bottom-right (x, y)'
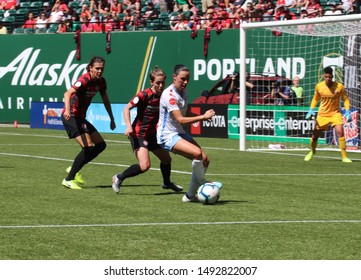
top-left (211, 181), bottom-right (223, 190)
top-left (62, 179), bottom-right (82, 190)
top-left (304, 151), bottom-right (314, 162)
top-left (112, 174), bottom-right (122, 194)
top-left (342, 157), bottom-right (352, 163)
top-left (162, 182), bottom-right (183, 192)
top-left (66, 166), bottom-right (85, 184)
top-left (182, 194), bottom-right (199, 203)
top-left (203, 181), bottom-right (223, 190)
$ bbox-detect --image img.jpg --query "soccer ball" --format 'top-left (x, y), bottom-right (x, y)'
top-left (197, 182), bottom-right (220, 205)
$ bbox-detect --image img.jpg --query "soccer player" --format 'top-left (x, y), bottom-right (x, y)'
top-left (156, 64), bottom-right (222, 202)
top-left (61, 56), bottom-right (116, 189)
top-left (304, 66), bottom-right (352, 162)
top-left (112, 66), bottom-right (183, 193)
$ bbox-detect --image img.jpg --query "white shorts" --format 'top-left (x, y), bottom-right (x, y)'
top-left (159, 133), bottom-right (193, 152)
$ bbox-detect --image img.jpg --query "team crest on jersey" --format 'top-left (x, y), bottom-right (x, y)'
top-left (133, 97), bottom-right (139, 104)
top-left (143, 140), bottom-right (148, 147)
top-left (74, 81), bottom-right (82, 87)
top-left (169, 98), bottom-right (176, 105)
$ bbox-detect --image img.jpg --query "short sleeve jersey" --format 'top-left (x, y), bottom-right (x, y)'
top-left (312, 81), bottom-right (347, 117)
top-left (130, 88), bottom-right (160, 138)
top-left (62, 72), bottom-right (106, 118)
top-left (157, 84), bottom-right (188, 144)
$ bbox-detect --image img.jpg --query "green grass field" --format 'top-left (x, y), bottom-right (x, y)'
top-left (1, 127), bottom-right (361, 260)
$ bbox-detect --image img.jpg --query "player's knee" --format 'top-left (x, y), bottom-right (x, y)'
top-left (139, 162), bottom-right (151, 172)
top-left (95, 141), bottom-right (106, 153)
top-left (192, 148), bottom-right (203, 160)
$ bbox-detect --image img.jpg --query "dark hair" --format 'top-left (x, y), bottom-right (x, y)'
top-left (149, 65), bottom-right (166, 81)
top-left (324, 66), bottom-right (333, 75)
top-left (86, 56), bottom-right (105, 72)
top-left (173, 64), bottom-right (189, 75)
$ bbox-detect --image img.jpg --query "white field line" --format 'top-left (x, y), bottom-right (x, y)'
top-left (1, 131), bottom-right (360, 174)
top-left (1, 152), bottom-right (361, 176)
top-left (1, 220), bottom-right (361, 229)
top-left (0, 132), bottom-right (128, 144)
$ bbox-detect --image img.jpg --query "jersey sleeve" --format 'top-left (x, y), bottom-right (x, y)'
top-left (72, 78), bottom-right (86, 91)
top-left (310, 84), bottom-right (320, 108)
top-left (163, 91), bottom-right (180, 112)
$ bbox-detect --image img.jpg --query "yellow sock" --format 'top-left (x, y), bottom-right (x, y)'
top-left (339, 136), bottom-right (347, 158)
top-left (310, 138), bottom-right (317, 153)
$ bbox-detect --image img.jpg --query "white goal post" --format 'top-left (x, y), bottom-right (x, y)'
top-left (239, 14), bottom-right (361, 151)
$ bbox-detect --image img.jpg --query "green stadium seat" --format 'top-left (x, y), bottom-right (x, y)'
top-left (47, 25), bottom-right (58, 33)
top-left (24, 28), bottom-right (36, 34)
top-left (13, 27), bottom-right (25, 34)
top-left (20, 2), bottom-right (31, 8)
top-left (36, 27), bottom-right (47, 33)
top-left (29, 1), bottom-right (43, 17)
top-left (15, 8), bottom-right (29, 24)
top-left (2, 16), bottom-right (15, 33)
top-left (68, 1), bottom-right (80, 9)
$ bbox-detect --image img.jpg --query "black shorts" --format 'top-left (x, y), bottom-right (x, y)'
top-left (62, 115), bottom-right (97, 139)
top-left (129, 133), bottom-right (161, 152)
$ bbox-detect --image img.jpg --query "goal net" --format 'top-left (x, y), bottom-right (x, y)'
top-left (238, 14), bottom-right (361, 151)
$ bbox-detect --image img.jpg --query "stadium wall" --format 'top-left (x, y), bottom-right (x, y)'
top-left (0, 29), bottom-right (339, 123)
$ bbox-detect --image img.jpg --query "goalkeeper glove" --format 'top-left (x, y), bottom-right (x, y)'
top-left (305, 108), bottom-right (315, 120)
top-left (344, 110), bottom-right (352, 122)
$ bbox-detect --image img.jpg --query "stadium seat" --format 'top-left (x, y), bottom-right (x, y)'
top-left (13, 27), bottom-right (25, 34)
top-left (36, 27), bottom-right (47, 33)
top-left (81, 1), bottom-right (90, 6)
top-left (20, 2), bottom-right (31, 8)
top-left (68, 1), bottom-right (80, 9)
top-left (47, 25), bottom-right (58, 33)
top-left (29, 1), bottom-right (43, 17)
top-left (15, 8), bottom-right (29, 24)
top-left (2, 16), bottom-right (15, 33)
top-left (24, 28), bottom-right (36, 34)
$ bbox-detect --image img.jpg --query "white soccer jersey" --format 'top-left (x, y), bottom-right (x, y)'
top-left (157, 84), bottom-right (188, 144)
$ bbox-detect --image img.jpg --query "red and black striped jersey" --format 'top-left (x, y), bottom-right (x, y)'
top-left (63, 72), bottom-right (107, 118)
top-left (130, 88), bottom-right (160, 138)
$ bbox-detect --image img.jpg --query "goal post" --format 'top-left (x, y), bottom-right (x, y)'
top-left (239, 14), bottom-right (361, 151)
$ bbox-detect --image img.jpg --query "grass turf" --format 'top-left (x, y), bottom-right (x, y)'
top-left (1, 127), bottom-right (361, 260)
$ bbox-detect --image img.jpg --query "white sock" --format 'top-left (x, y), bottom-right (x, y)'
top-left (187, 160), bottom-right (207, 198)
top-left (187, 172), bottom-right (199, 199)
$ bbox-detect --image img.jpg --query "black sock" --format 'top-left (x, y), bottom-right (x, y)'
top-left (160, 163), bottom-right (171, 186)
top-left (119, 164), bottom-right (143, 181)
top-left (66, 148), bottom-right (88, 180)
top-left (66, 142), bottom-right (106, 180)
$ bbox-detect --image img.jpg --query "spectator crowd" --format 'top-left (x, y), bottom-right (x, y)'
top-left (0, 0), bottom-right (360, 34)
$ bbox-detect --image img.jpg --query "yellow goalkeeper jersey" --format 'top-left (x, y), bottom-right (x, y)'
top-left (310, 81), bottom-right (350, 117)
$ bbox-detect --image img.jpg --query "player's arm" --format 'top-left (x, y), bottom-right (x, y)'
top-left (123, 101), bottom-right (136, 137)
top-left (63, 87), bottom-right (77, 120)
top-left (100, 90), bottom-right (116, 130)
top-left (341, 90), bottom-right (350, 110)
top-left (341, 87), bottom-right (352, 121)
top-left (305, 89), bottom-right (320, 119)
top-left (171, 109), bottom-right (215, 125)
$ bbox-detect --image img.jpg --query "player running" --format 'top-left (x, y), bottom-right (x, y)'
top-left (304, 66), bottom-right (352, 162)
top-left (112, 66), bottom-right (183, 193)
top-left (61, 56), bottom-right (116, 189)
top-left (156, 64), bottom-right (222, 202)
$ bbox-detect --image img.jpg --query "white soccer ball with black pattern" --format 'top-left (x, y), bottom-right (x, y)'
top-left (197, 182), bottom-right (220, 205)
